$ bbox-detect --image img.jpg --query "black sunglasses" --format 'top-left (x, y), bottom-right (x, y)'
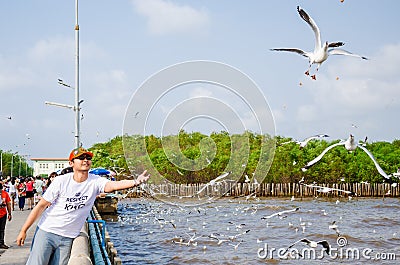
top-left (75, 154), bottom-right (92, 161)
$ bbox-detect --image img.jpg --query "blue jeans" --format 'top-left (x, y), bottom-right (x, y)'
top-left (26, 227), bottom-right (74, 265)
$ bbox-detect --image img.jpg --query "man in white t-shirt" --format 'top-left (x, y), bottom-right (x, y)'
top-left (16, 147), bottom-right (150, 265)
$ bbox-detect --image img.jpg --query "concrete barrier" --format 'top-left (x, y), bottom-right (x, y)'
top-left (68, 225), bottom-right (92, 265)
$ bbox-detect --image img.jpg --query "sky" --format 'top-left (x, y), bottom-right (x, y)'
top-left (1, 0), bottom-right (399, 163)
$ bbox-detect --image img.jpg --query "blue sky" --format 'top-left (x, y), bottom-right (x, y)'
top-left (1, 0), bottom-right (399, 161)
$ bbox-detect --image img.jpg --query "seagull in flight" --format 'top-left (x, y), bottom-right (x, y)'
top-left (280, 134), bottom-right (329, 149)
top-left (301, 183), bottom-right (356, 196)
top-left (193, 172), bottom-right (231, 196)
top-left (270, 6), bottom-right (368, 80)
top-left (329, 221), bottom-right (341, 236)
top-left (284, 238), bottom-right (331, 256)
top-left (302, 134), bottom-right (393, 182)
top-left (261, 207), bottom-right (299, 219)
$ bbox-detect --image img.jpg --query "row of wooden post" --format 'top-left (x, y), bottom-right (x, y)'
top-left (126, 182), bottom-right (399, 198)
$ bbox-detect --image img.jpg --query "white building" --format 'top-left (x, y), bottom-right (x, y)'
top-left (31, 158), bottom-right (70, 177)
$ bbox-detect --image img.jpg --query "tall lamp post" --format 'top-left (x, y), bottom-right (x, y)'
top-left (10, 153), bottom-right (18, 178)
top-left (0, 152), bottom-right (3, 178)
top-left (45, 0), bottom-right (81, 150)
top-left (74, 0), bottom-right (80, 150)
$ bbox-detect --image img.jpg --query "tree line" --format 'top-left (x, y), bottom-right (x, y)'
top-left (0, 151), bottom-right (32, 178)
top-left (89, 131), bottom-right (400, 184)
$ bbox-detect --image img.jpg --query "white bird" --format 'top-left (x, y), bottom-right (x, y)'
top-left (194, 172), bottom-right (231, 196)
top-left (302, 134), bottom-right (393, 182)
top-left (280, 134), bottom-right (329, 149)
top-left (261, 207), bottom-right (300, 219)
top-left (270, 6), bottom-right (368, 80)
top-left (301, 183), bottom-right (356, 196)
top-left (244, 174), bottom-right (250, 183)
top-left (329, 221), bottom-right (341, 236)
top-left (285, 238), bottom-right (331, 255)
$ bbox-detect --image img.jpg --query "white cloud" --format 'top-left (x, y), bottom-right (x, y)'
top-left (304, 43), bottom-right (400, 114)
top-left (132, 0), bottom-right (209, 35)
top-left (27, 37), bottom-right (74, 62)
top-left (189, 86), bottom-right (213, 98)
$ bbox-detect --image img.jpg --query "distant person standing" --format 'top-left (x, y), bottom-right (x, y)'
top-left (25, 176), bottom-right (35, 210)
top-left (0, 183), bottom-right (12, 249)
top-left (17, 178), bottom-right (26, 211)
top-left (17, 147), bottom-right (150, 265)
top-left (7, 177), bottom-right (17, 211)
top-left (33, 176), bottom-right (45, 203)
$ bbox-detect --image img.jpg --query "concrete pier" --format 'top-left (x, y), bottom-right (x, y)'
top-left (0, 207), bottom-right (121, 265)
top-left (0, 209), bottom-right (37, 265)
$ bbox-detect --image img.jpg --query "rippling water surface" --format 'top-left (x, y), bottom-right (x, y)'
top-left (104, 197), bottom-right (400, 264)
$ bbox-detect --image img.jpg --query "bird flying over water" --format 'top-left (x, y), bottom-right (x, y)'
top-left (270, 6), bottom-right (368, 80)
top-left (261, 207), bottom-right (299, 219)
top-left (194, 172), bottom-right (231, 196)
top-left (284, 238), bottom-right (331, 256)
top-left (301, 183), bottom-right (356, 196)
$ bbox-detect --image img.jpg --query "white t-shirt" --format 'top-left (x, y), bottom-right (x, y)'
top-left (33, 179), bottom-right (44, 194)
top-left (8, 182), bottom-right (17, 193)
top-left (39, 172), bottom-right (109, 238)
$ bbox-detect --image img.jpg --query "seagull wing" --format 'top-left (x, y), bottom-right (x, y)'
top-left (270, 48), bottom-right (308, 58)
top-left (357, 145), bottom-right (390, 179)
top-left (213, 172), bottom-right (230, 182)
top-left (302, 134), bottom-right (329, 145)
top-left (328, 48), bottom-right (368, 60)
top-left (195, 183), bottom-right (210, 195)
top-left (317, 240), bottom-right (331, 255)
top-left (330, 187), bottom-right (355, 195)
top-left (196, 172), bottom-right (229, 195)
top-left (261, 212), bottom-right (278, 219)
top-left (302, 142), bottom-right (345, 171)
top-left (303, 184), bottom-right (325, 190)
top-left (284, 207), bottom-right (300, 214)
top-left (297, 6), bottom-right (321, 52)
top-left (287, 238), bottom-right (306, 249)
top-left (328, 42), bottom-right (345, 48)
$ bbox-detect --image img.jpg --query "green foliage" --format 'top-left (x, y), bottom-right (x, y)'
top-left (86, 133), bottom-right (400, 184)
top-left (0, 150), bottom-right (33, 178)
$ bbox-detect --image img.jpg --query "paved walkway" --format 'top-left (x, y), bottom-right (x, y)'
top-left (0, 209), bottom-right (37, 265)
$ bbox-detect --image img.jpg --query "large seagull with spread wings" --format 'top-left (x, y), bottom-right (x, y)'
top-left (270, 6), bottom-right (368, 80)
top-left (301, 134), bottom-right (396, 183)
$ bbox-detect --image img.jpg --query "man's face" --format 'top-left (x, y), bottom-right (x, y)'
top-left (70, 154), bottom-right (92, 171)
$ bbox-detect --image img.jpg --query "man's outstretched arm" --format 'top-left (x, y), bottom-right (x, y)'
top-left (16, 198), bottom-right (51, 246)
top-left (104, 170), bottom-right (150, 193)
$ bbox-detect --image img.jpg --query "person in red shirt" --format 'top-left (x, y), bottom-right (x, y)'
top-left (25, 176), bottom-right (35, 210)
top-left (0, 182), bottom-right (12, 249)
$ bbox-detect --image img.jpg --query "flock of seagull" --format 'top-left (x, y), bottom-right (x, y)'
top-left (111, 4), bottom-right (395, 262)
top-left (114, 199), bottom-right (324, 259)
top-left (114, 192), bottom-right (394, 262)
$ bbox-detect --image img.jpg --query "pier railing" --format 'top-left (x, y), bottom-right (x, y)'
top-left (88, 207), bottom-right (122, 265)
top-left (124, 182), bottom-right (399, 198)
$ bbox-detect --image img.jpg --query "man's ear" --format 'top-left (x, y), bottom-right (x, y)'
top-left (69, 161), bottom-right (74, 166)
